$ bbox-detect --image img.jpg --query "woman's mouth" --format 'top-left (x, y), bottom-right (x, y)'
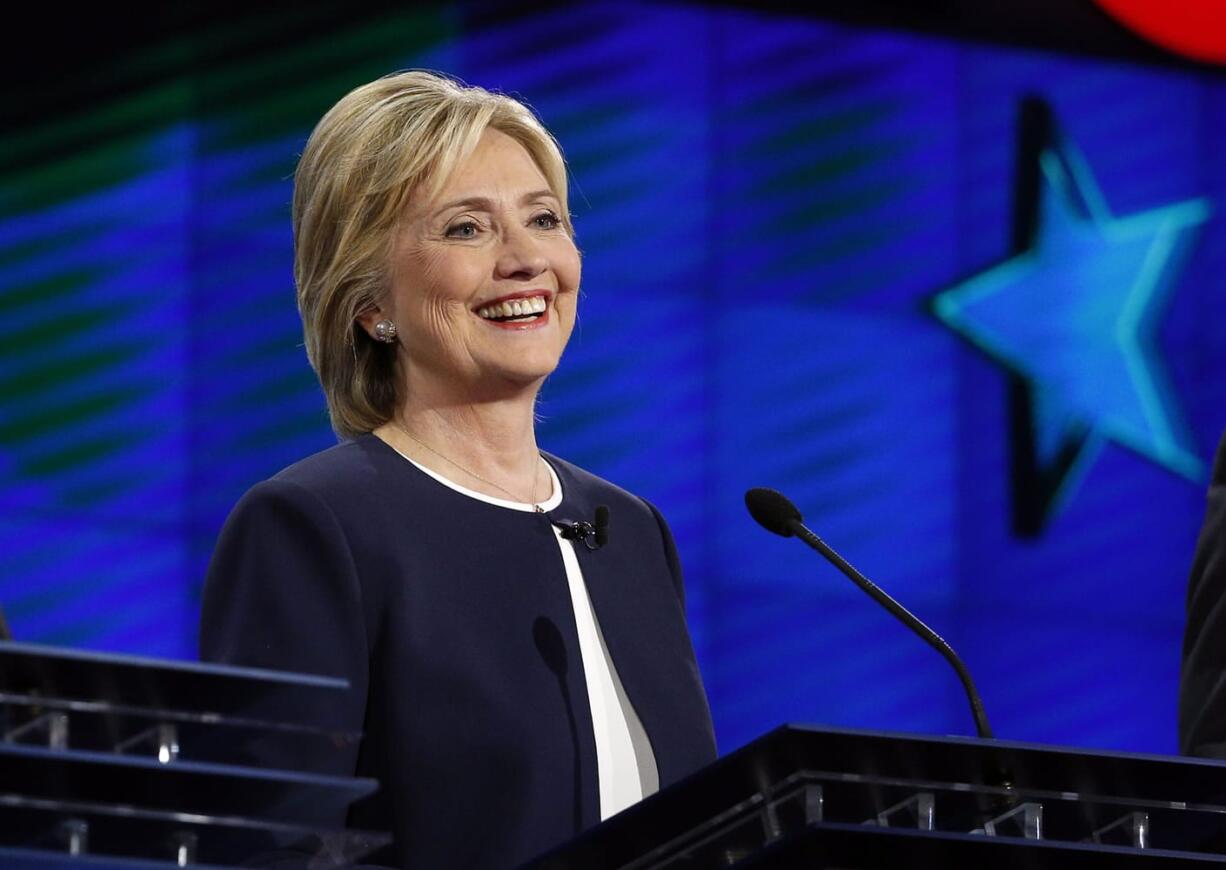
top-left (475, 293), bottom-right (550, 327)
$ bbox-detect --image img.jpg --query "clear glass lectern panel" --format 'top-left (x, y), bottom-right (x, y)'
top-left (0, 688), bottom-right (354, 770)
top-left (0, 743), bottom-right (376, 824)
top-left (0, 794), bottom-right (391, 868)
top-left (0, 846), bottom-right (237, 870)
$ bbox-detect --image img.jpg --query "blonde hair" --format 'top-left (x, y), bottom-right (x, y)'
top-left (292, 70), bottom-right (572, 439)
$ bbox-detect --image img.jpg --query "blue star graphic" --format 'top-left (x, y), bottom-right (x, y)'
top-left (933, 111), bottom-right (1210, 524)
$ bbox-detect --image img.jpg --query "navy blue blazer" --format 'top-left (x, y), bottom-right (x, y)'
top-left (199, 434), bottom-right (717, 868)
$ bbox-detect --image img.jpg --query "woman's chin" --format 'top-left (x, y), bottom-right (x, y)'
top-left (502, 364), bottom-right (561, 390)
top-left (461, 359), bottom-right (562, 397)
top-left (492, 346), bottom-right (567, 382)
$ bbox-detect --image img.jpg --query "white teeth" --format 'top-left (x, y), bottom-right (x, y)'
top-left (476, 296), bottom-right (549, 320)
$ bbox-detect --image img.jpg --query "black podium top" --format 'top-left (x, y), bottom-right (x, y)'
top-left (0, 639), bottom-right (358, 734)
top-left (527, 724), bottom-right (1226, 868)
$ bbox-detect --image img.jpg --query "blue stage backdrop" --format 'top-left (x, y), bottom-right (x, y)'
top-left (2, 3), bottom-right (1225, 755)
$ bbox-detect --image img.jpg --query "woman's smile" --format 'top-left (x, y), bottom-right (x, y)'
top-left (474, 290), bottom-right (554, 329)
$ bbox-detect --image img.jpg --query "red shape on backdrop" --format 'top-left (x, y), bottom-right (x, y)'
top-left (1093, 0), bottom-right (1226, 64)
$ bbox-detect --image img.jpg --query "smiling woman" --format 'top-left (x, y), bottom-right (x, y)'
top-left (197, 71), bottom-right (716, 869)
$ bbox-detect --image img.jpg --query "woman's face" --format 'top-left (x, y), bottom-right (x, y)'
top-left (372, 128), bottom-right (581, 402)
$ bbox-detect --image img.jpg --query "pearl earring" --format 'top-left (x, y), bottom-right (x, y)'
top-left (373, 320), bottom-right (398, 343)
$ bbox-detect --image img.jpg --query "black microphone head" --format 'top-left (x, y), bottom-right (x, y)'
top-left (745, 488), bottom-right (802, 537)
top-left (594, 505), bottom-right (610, 547)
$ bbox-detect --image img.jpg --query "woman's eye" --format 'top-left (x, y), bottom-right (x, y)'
top-left (445, 220), bottom-right (480, 239)
top-left (532, 211), bottom-right (561, 230)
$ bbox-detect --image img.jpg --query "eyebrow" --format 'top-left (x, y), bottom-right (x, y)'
top-left (432, 189), bottom-right (561, 215)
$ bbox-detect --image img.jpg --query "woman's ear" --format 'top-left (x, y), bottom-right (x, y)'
top-left (355, 307), bottom-right (387, 341)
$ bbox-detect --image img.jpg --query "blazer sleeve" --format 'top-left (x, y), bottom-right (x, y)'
top-left (199, 477), bottom-right (370, 780)
top-left (1180, 431), bottom-right (1226, 758)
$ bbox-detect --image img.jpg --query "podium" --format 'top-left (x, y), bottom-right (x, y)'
top-left (12, 637), bottom-right (1226, 868)
top-left (0, 640), bottom-right (389, 868)
top-left (526, 724), bottom-right (1226, 868)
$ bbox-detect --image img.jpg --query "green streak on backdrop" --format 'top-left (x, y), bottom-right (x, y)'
top-left (1, 8), bottom-right (457, 210)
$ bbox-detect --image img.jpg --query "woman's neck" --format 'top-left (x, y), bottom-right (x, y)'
top-left (376, 385), bottom-right (548, 505)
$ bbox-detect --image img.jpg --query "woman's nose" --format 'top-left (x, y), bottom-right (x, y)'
top-left (495, 225), bottom-right (548, 279)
